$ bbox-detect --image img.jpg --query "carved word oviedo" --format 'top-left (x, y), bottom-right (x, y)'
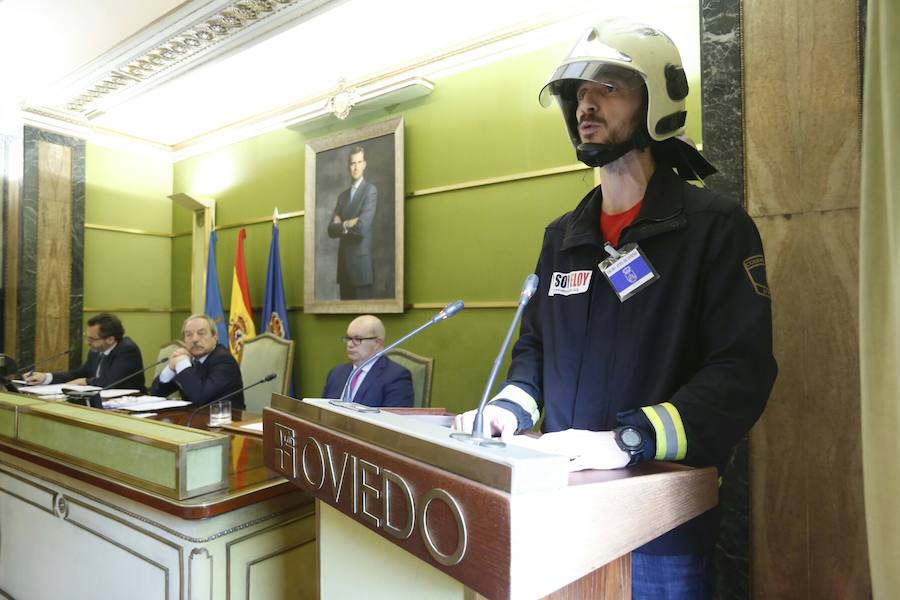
top-left (299, 435), bottom-right (468, 566)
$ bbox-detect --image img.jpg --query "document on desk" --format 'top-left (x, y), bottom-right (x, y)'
top-left (18, 384), bottom-right (140, 400)
top-left (98, 388), bottom-right (141, 399)
top-left (18, 383), bottom-right (100, 396)
top-left (103, 396), bottom-right (191, 411)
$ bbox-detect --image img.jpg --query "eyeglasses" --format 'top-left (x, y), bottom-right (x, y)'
top-left (341, 336), bottom-right (378, 345)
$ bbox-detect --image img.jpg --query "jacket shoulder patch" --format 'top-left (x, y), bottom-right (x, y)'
top-left (743, 255), bottom-right (771, 299)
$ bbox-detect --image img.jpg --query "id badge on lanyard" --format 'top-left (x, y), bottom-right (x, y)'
top-left (599, 242), bottom-right (660, 302)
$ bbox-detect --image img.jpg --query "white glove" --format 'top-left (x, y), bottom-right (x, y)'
top-left (452, 404), bottom-right (519, 440)
top-left (532, 429), bottom-right (631, 472)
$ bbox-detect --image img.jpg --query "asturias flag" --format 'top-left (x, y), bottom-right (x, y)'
top-left (262, 221), bottom-right (292, 341)
top-left (204, 231), bottom-right (228, 345)
top-left (228, 228), bottom-right (256, 361)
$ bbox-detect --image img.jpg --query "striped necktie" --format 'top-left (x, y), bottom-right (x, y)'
top-left (349, 369), bottom-right (363, 400)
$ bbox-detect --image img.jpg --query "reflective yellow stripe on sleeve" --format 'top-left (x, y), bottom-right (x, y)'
top-left (640, 402), bottom-right (687, 461)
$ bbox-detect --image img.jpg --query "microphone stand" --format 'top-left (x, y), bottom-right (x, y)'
top-left (17, 347), bottom-right (77, 377)
top-left (186, 373), bottom-right (276, 428)
top-left (63, 357), bottom-right (167, 409)
top-left (451, 274), bottom-right (538, 448)
top-left (329, 300), bottom-right (465, 413)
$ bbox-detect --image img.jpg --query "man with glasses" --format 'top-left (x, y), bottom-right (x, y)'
top-left (25, 312), bottom-right (145, 391)
top-left (322, 315), bottom-right (413, 407)
top-left (150, 314), bottom-right (245, 409)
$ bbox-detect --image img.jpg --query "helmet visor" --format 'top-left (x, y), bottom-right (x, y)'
top-left (539, 61), bottom-right (644, 107)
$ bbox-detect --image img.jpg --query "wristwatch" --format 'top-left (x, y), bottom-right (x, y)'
top-left (614, 426), bottom-right (645, 466)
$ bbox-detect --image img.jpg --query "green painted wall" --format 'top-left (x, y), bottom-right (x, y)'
top-left (167, 44), bottom-right (703, 415)
top-left (84, 143), bottom-right (173, 386)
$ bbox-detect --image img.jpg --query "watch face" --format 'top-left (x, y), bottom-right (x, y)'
top-left (620, 427), bottom-right (642, 448)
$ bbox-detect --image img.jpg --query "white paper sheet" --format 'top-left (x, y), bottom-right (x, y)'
top-left (18, 383), bottom-right (100, 396)
top-left (103, 395), bottom-right (191, 411)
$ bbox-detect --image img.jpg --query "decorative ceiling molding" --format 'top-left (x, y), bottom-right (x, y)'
top-left (170, 76), bottom-right (434, 161)
top-left (22, 0), bottom-right (336, 120)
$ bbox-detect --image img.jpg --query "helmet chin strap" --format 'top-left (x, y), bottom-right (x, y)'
top-left (575, 123), bottom-right (652, 168)
top-left (575, 140), bottom-right (635, 168)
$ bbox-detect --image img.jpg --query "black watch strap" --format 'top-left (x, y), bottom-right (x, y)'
top-left (614, 425), bottom-right (645, 466)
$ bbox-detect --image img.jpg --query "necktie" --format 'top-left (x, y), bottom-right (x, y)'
top-left (349, 369), bottom-right (363, 400)
top-left (96, 353), bottom-right (107, 378)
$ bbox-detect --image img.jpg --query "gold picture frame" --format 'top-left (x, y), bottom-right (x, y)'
top-left (304, 117), bottom-right (404, 313)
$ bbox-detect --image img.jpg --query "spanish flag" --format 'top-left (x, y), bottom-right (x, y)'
top-left (228, 228), bottom-right (256, 361)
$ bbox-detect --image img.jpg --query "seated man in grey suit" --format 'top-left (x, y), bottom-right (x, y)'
top-left (150, 314), bottom-right (245, 409)
top-left (327, 145), bottom-right (378, 300)
top-left (322, 315), bottom-right (413, 407)
top-left (25, 312), bottom-right (145, 391)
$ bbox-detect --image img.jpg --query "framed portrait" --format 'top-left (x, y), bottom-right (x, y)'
top-left (304, 117), bottom-right (404, 314)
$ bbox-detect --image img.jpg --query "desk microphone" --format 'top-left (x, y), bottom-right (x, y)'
top-left (63, 357), bottom-right (168, 409)
top-left (450, 274), bottom-right (538, 448)
top-left (332, 300), bottom-right (465, 412)
top-left (186, 373), bottom-right (276, 428)
top-left (18, 346), bottom-right (76, 375)
top-left (0, 354), bottom-right (21, 391)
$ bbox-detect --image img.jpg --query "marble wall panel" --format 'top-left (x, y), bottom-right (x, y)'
top-left (1, 133), bottom-right (21, 357)
top-left (752, 209), bottom-right (868, 599)
top-left (701, 0), bottom-right (744, 203)
top-left (744, 0), bottom-right (861, 217)
top-left (700, 3), bottom-right (749, 597)
top-left (18, 127), bottom-right (85, 370)
top-left (35, 141), bottom-right (73, 374)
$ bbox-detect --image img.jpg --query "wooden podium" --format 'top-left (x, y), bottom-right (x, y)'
top-left (263, 396), bottom-right (717, 600)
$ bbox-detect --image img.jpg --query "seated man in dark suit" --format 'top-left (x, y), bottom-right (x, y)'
top-left (322, 315), bottom-right (413, 407)
top-left (150, 314), bottom-right (245, 409)
top-left (25, 312), bottom-right (145, 391)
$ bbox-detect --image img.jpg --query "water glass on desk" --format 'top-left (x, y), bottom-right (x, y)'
top-left (208, 399), bottom-right (232, 427)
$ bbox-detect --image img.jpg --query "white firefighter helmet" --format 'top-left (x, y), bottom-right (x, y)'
top-left (539, 19), bottom-right (690, 148)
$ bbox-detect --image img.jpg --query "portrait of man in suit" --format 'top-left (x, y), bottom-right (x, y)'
top-left (305, 117), bottom-right (404, 313)
top-left (327, 145), bottom-right (378, 300)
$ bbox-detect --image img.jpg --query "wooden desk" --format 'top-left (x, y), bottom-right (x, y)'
top-left (0, 402), bottom-right (316, 600)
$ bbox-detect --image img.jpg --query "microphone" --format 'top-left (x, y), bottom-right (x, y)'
top-left (18, 347), bottom-right (77, 376)
top-left (63, 357), bottom-right (168, 409)
top-left (451, 274), bottom-right (538, 448)
top-left (186, 373), bottom-right (276, 427)
top-left (331, 300), bottom-right (465, 412)
top-left (0, 354), bottom-right (21, 392)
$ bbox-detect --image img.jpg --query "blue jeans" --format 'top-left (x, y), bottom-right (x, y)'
top-left (632, 551), bottom-right (715, 600)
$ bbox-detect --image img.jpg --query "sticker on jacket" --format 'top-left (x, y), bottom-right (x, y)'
top-left (548, 270), bottom-right (592, 296)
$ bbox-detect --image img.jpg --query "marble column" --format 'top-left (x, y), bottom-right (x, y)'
top-left (699, 2), bottom-right (747, 598)
top-left (3, 127), bottom-right (85, 372)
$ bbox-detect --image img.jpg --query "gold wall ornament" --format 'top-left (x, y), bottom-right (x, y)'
top-left (328, 78), bottom-right (360, 120)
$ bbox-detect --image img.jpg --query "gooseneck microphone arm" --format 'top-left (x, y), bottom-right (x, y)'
top-left (18, 347), bottom-right (77, 375)
top-left (186, 373), bottom-right (276, 428)
top-left (63, 357), bottom-right (169, 409)
top-left (334, 300), bottom-right (465, 407)
top-left (100, 357), bottom-right (168, 391)
top-left (452, 274), bottom-right (538, 448)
